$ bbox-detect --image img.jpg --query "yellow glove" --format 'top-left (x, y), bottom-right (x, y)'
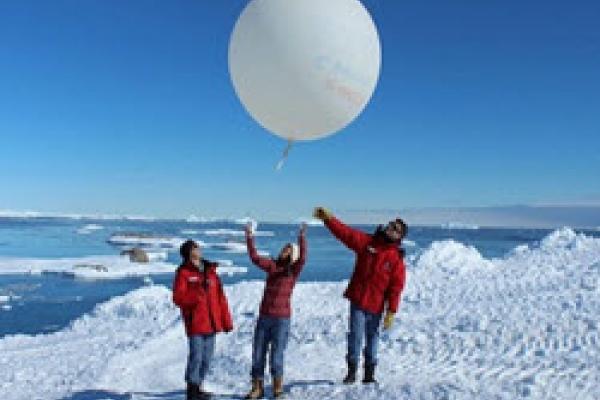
top-left (313, 207), bottom-right (332, 221)
top-left (383, 311), bottom-right (395, 330)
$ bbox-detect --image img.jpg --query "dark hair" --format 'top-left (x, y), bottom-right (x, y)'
top-left (395, 218), bottom-right (408, 239)
top-left (179, 240), bottom-right (199, 262)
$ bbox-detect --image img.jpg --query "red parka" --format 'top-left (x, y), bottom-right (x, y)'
top-left (246, 233), bottom-right (306, 318)
top-left (325, 217), bottom-right (406, 315)
top-left (172, 260), bottom-right (233, 336)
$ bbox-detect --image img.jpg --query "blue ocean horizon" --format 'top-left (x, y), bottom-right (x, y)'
top-left (0, 216), bottom-right (598, 337)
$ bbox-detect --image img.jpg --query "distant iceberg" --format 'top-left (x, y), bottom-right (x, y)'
top-left (295, 217), bottom-right (324, 226)
top-left (232, 217), bottom-right (259, 232)
top-left (76, 224), bottom-right (104, 235)
top-left (440, 222), bottom-right (480, 230)
top-left (0, 255), bottom-right (247, 280)
top-left (181, 229), bottom-right (200, 235)
top-left (0, 210), bottom-right (43, 219)
top-left (107, 233), bottom-right (185, 249)
top-left (185, 214), bottom-right (215, 223)
top-left (0, 210), bottom-right (155, 221)
top-left (202, 228), bottom-right (274, 237)
top-left (126, 249), bottom-right (168, 262)
top-left (0, 255), bottom-right (173, 279)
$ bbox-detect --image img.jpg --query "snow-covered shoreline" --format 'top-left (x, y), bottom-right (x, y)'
top-left (0, 256), bottom-right (247, 280)
top-left (1, 228), bottom-right (599, 399)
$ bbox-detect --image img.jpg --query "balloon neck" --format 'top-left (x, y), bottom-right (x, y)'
top-left (275, 140), bottom-right (294, 171)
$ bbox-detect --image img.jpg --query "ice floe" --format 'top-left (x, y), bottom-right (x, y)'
top-left (440, 222), bottom-right (480, 230)
top-left (107, 233), bottom-right (185, 249)
top-left (76, 224), bottom-right (105, 235)
top-left (0, 256), bottom-right (246, 280)
top-left (202, 229), bottom-right (274, 237)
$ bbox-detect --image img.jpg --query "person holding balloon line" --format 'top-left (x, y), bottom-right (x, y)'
top-left (243, 222), bottom-right (307, 399)
top-left (313, 207), bottom-right (407, 384)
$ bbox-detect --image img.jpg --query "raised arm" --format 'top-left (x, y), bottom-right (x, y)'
top-left (172, 269), bottom-right (199, 310)
top-left (315, 207), bottom-right (370, 253)
top-left (245, 223), bottom-right (276, 273)
top-left (292, 224), bottom-right (308, 276)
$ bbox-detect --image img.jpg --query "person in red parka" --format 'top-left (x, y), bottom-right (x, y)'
top-left (173, 240), bottom-right (233, 400)
top-left (243, 222), bottom-right (307, 399)
top-left (313, 207), bottom-right (407, 385)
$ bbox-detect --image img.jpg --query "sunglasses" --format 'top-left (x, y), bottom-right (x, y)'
top-left (388, 221), bottom-right (404, 235)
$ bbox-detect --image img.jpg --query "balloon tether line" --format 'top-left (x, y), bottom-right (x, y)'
top-left (275, 139), bottom-right (294, 171)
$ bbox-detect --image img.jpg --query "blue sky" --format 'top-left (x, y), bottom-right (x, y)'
top-left (0, 0), bottom-right (599, 221)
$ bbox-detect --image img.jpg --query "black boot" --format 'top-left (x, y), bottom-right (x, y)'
top-left (362, 363), bottom-right (377, 384)
top-left (198, 386), bottom-right (212, 400)
top-left (343, 361), bottom-right (357, 384)
top-left (187, 383), bottom-right (200, 400)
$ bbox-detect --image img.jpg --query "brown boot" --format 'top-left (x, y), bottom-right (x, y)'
top-left (244, 378), bottom-right (264, 399)
top-left (273, 377), bottom-right (284, 398)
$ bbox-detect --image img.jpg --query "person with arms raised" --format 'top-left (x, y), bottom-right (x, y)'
top-left (313, 207), bottom-right (407, 385)
top-left (244, 222), bottom-right (307, 399)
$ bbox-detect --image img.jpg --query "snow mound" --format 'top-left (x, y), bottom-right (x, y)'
top-left (0, 285), bottom-right (178, 400)
top-left (540, 227), bottom-right (580, 249)
top-left (416, 239), bottom-right (493, 273)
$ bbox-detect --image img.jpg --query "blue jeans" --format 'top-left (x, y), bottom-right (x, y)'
top-left (347, 304), bottom-right (382, 366)
top-left (251, 316), bottom-right (291, 379)
top-left (185, 334), bottom-right (216, 386)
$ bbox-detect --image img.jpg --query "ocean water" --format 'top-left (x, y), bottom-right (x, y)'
top-left (0, 217), bottom-right (598, 337)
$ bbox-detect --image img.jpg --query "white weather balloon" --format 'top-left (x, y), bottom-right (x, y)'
top-left (228, 0), bottom-right (381, 142)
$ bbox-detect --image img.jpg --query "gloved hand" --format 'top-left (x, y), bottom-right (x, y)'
top-left (313, 207), bottom-right (332, 221)
top-left (383, 311), bottom-right (395, 330)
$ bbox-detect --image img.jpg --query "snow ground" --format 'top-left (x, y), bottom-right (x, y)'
top-left (1, 228), bottom-right (599, 399)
